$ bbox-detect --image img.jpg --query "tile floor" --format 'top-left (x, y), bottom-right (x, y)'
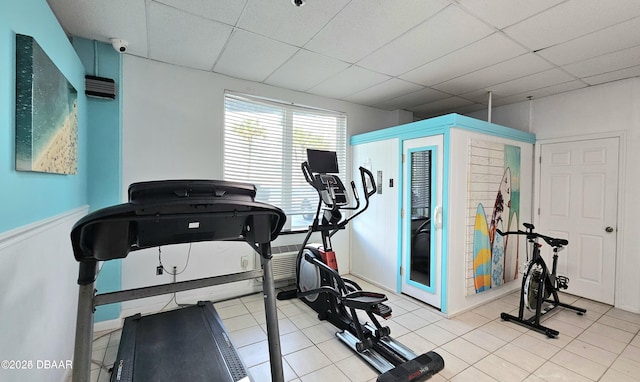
top-left (87, 277), bottom-right (640, 382)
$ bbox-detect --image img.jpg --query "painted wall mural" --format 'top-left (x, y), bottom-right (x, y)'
top-left (466, 139), bottom-right (521, 295)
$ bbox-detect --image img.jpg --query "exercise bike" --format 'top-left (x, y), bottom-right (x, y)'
top-left (497, 223), bottom-right (586, 338)
top-left (278, 149), bottom-right (444, 382)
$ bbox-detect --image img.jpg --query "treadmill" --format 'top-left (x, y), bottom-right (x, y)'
top-left (70, 180), bottom-right (287, 382)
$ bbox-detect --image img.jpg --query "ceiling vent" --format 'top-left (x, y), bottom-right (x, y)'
top-left (85, 75), bottom-right (116, 99)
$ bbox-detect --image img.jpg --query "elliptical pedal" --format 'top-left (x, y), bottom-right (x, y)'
top-left (376, 351), bottom-right (445, 382)
top-left (373, 303), bottom-right (392, 319)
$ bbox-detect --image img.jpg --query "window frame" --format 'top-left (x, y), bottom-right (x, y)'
top-left (223, 91), bottom-right (347, 232)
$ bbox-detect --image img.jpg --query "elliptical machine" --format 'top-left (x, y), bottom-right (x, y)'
top-left (278, 149), bottom-right (444, 382)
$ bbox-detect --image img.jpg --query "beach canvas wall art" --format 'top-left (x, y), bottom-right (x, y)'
top-left (15, 34), bottom-right (78, 175)
top-left (465, 139), bottom-right (521, 296)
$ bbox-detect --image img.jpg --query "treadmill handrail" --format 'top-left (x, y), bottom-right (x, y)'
top-left (71, 180), bottom-right (286, 264)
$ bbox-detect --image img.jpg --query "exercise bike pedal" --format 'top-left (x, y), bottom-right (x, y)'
top-left (557, 275), bottom-right (569, 290)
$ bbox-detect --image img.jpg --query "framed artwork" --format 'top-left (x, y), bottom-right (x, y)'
top-left (15, 33), bottom-right (78, 175)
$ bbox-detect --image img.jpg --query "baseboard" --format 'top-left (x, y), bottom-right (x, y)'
top-left (347, 271), bottom-right (396, 294)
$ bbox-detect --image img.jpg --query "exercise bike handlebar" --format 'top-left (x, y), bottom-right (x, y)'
top-left (497, 226), bottom-right (569, 248)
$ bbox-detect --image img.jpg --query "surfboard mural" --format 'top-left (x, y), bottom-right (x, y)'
top-left (491, 220), bottom-right (505, 287)
top-left (489, 168), bottom-right (511, 286)
top-left (473, 203), bottom-right (491, 292)
top-left (504, 212), bottom-right (519, 282)
top-left (467, 141), bottom-right (521, 295)
top-left (489, 167), bottom-right (511, 245)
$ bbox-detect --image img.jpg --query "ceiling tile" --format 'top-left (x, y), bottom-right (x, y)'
top-left (409, 97), bottom-right (476, 117)
top-left (537, 17), bottom-right (640, 66)
top-left (305, 0), bottom-right (450, 63)
top-left (46, 0), bottom-right (640, 114)
top-left (148, 2), bottom-right (232, 71)
top-left (479, 68), bottom-right (576, 98)
top-left (237, 0), bottom-right (349, 47)
top-left (152, 0), bottom-right (247, 25)
top-left (491, 80), bottom-right (587, 106)
top-left (46, 0), bottom-right (148, 57)
top-left (432, 53), bottom-right (553, 94)
top-left (343, 79), bottom-right (424, 105)
top-left (213, 30), bottom-right (298, 82)
top-left (456, 0), bottom-right (564, 29)
top-left (357, 5), bottom-right (494, 76)
top-left (264, 50), bottom-right (350, 92)
top-left (504, 0), bottom-right (640, 51)
top-left (582, 64), bottom-right (640, 86)
top-left (454, 103), bottom-right (489, 116)
top-left (400, 32), bottom-right (527, 86)
top-left (562, 45), bottom-right (640, 78)
top-left (307, 66), bottom-right (390, 99)
top-left (373, 88), bottom-right (450, 110)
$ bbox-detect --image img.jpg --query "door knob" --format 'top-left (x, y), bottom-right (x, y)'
top-left (605, 227), bottom-right (614, 233)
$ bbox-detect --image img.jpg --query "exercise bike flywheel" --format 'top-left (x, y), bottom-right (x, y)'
top-left (523, 266), bottom-right (550, 312)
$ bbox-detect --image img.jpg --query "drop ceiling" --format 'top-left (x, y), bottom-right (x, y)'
top-left (46, 0), bottom-right (640, 119)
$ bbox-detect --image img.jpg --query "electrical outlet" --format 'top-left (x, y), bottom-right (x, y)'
top-left (156, 266), bottom-right (163, 275)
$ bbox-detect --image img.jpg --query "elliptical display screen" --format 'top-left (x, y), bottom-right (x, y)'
top-left (307, 149), bottom-right (339, 174)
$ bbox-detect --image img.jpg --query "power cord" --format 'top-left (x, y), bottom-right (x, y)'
top-left (158, 244), bottom-right (193, 310)
top-left (158, 243), bottom-right (192, 275)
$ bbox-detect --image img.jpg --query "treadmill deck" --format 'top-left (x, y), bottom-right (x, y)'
top-left (112, 301), bottom-right (249, 382)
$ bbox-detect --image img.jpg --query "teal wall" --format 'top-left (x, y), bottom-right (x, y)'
top-left (0, 0), bottom-right (88, 232)
top-left (72, 38), bottom-right (123, 211)
top-left (0, 1), bottom-right (123, 322)
top-left (73, 38), bottom-right (123, 322)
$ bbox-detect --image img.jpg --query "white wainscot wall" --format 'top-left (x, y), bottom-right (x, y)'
top-left (0, 207), bottom-right (87, 382)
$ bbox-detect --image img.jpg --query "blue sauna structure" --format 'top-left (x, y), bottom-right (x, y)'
top-left (350, 114), bottom-right (535, 316)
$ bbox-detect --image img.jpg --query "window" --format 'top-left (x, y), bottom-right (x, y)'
top-left (223, 92), bottom-right (347, 231)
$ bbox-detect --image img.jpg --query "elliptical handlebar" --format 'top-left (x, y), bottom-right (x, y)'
top-left (301, 161), bottom-right (317, 189)
top-left (359, 166), bottom-right (376, 199)
top-left (301, 159), bottom-right (377, 236)
top-left (302, 162), bottom-right (375, 200)
top-left (497, 223), bottom-right (568, 248)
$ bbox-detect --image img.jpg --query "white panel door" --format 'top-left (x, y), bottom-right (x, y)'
top-left (401, 136), bottom-right (443, 309)
top-left (539, 137), bottom-right (619, 304)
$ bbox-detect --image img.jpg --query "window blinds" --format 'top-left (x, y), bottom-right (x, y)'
top-left (411, 150), bottom-right (432, 218)
top-left (223, 92), bottom-right (346, 230)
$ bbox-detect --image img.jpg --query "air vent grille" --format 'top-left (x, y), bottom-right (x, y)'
top-left (85, 75), bottom-right (116, 99)
top-left (271, 245), bottom-right (300, 281)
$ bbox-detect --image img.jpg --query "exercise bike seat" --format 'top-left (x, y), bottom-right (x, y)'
top-left (343, 291), bottom-right (393, 318)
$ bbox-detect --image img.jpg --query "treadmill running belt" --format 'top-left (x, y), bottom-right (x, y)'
top-left (111, 302), bottom-right (249, 382)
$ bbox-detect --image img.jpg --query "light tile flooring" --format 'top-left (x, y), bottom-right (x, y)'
top-left (88, 277), bottom-right (640, 382)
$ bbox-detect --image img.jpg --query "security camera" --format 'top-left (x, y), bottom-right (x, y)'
top-left (291, 0), bottom-right (305, 7)
top-left (110, 38), bottom-right (128, 53)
